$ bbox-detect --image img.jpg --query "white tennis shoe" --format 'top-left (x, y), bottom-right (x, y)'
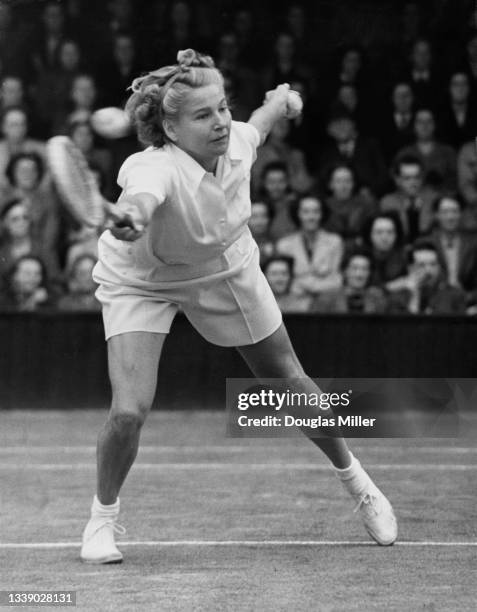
top-left (335, 455), bottom-right (398, 546)
top-left (352, 479), bottom-right (398, 546)
top-left (80, 516), bottom-right (126, 564)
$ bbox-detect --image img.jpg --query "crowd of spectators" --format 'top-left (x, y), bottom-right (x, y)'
top-left (1, 0), bottom-right (477, 315)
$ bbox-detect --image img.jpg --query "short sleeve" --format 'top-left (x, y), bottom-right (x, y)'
top-left (117, 152), bottom-right (169, 205)
top-left (230, 121), bottom-right (261, 168)
top-left (237, 121), bottom-right (261, 150)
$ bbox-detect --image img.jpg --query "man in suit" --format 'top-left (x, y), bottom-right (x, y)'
top-left (402, 38), bottom-right (441, 110)
top-left (319, 113), bottom-right (388, 197)
top-left (380, 154), bottom-right (438, 243)
top-left (379, 82), bottom-right (415, 163)
top-left (388, 240), bottom-right (466, 314)
top-left (438, 72), bottom-right (477, 150)
top-left (426, 195), bottom-right (477, 301)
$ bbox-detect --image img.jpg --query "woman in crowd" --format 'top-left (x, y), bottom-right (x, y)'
top-left (311, 249), bottom-right (388, 314)
top-left (323, 163), bottom-right (377, 245)
top-left (57, 253), bottom-right (100, 311)
top-left (0, 107), bottom-right (46, 188)
top-left (0, 254), bottom-right (53, 310)
top-left (258, 161), bottom-right (297, 240)
top-left (3, 152), bottom-right (59, 258)
top-left (0, 198), bottom-right (60, 281)
top-left (276, 194), bottom-right (343, 298)
top-left (52, 73), bottom-right (99, 135)
top-left (262, 32), bottom-right (313, 94)
top-left (263, 255), bottom-right (311, 312)
top-left (34, 38), bottom-right (84, 134)
top-left (362, 212), bottom-right (408, 289)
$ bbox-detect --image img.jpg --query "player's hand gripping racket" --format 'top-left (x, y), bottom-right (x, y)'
top-left (46, 136), bottom-right (143, 239)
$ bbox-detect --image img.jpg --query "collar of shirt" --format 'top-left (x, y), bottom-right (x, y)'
top-left (166, 132), bottom-right (244, 194)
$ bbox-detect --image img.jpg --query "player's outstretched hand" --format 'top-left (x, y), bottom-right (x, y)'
top-left (105, 201), bottom-right (145, 241)
top-left (263, 83), bottom-right (290, 115)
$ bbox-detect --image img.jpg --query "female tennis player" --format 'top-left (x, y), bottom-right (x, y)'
top-left (80, 49), bottom-right (397, 564)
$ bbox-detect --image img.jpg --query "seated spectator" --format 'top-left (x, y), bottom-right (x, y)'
top-left (438, 72), bottom-right (477, 150)
top-left (401, 38), bottom-right (441, 110)
top-left (251, 117), bottom-right (313, 196)
top-left (381, 154), bottom-right (438, 242)
top-left (325, 46), bottom-right (369, 105)
top-left (328, 83), bottom-right (369, 134)
top-left (276, 194), bottom-right (343, 297)
top-left (425, 196), bottom-right (477, 299)
top-left (0, 3), bottom-right (31, 78)
top-left (89, 0), bottom-right (139, 62)
top-left (263, 255), bottom-right (311, 313)
top-left (311, 249), bottom-right (387, 314)
top-left (0, 108), bottom-right (46, 188)
top-left (379, 82), bottom-right (415, 162)
top-left (248, 201), bottom-right (275, 266)
top-left (231, 7), bottom-right (262, 69)
top-left (319, 113), bottom-right (388, 197)
top-left (397, 108), bottom-right (457, 191)
top-left (0, 75), bottom-right (24, 110)
top-left (457, 139), bottom-right (477, 229)
top-left (2, 152), bottom-right (59, 257)
top-left (52, 73), bottom-right (99, 135)
top-left (388, 241), bottom-right (466, 314)
top-left (57, 254), bottom-right (100, 311)
top-left (284, 3), bottom-right (317, 64)
top-left (215, 32), bottom-right (261, 115)
top-left (29, 1), bottom-right (70, 77)
top-left (162, 0), bottom-right (206, 64)
top-left (0, 198), bottom-right (60, 282)
top-left (97, 32), bottom-right (143, 109)
top-left (258, 162), bottom-right (297, 241)
top-left (33, 38), bottom-right (83, 135)
top-left (0, 254), bottom-right (54, 311)
top-left (69, 120), bottom-right (114, 199)
top-left (323, 163), bottom-right (376, 244)
top-left (262, 32), bottom-right (314, 96)
top-left (362, 212), bottom-right (408, 288)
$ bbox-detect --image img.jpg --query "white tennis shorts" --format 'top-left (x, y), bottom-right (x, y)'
top-left (93, 230), bottom-right (282, 347)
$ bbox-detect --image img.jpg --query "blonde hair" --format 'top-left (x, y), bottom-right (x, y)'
top-left (125, 49), bottom-right (223, 147)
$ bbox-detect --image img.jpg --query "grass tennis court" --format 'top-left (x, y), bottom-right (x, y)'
top-left (0, 410), bottom-right (476, 611)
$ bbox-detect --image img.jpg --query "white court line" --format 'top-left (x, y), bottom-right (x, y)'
top-left (0, 446), bottom-right (476, 453)
top-left (0, 540), bottom-right (476, 549)
top-left (0, 463), bottom-right (474, 470)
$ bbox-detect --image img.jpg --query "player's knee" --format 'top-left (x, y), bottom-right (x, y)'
top-left (109, 405), bottom-right (148, 432)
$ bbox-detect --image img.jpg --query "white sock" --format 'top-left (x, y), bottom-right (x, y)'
top-left (333, 454), bottom-right (370, 496)
top-left (91, 495), bottom-right (120, 517)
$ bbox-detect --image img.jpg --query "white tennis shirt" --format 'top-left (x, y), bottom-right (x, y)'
top-left (117, 121), bottom-right (260, 267)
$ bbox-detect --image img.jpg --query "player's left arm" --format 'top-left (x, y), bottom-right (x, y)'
top-left (248, 84), bottom-right (296, 146)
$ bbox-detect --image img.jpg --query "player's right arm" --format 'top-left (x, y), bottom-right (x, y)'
top-left (108, 192), bottom-right (159, 241)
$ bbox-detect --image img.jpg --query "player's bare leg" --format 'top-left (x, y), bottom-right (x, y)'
top-left (81, 332), bottom-right (166, 564)
top-left (237, 324), bottom-right (397, 545)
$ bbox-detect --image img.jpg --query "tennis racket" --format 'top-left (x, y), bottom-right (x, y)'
top-left (46, 136), bottom-right (130, 229)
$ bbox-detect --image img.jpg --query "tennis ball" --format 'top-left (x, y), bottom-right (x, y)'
top-left (286, 90), bottom-right (303, 119)
top-left (91, 107), bottom-right (131, 139)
